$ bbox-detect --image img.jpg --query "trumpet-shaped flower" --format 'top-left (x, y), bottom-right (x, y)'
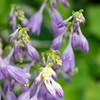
top-left (61, 35), bottom-right (75, 72)
top-left (27, 1), bottom-right (46, 35)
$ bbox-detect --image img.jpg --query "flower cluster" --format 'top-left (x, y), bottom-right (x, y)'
top-left (50, 9), bottom-right (89, 72)
top-left (0, 0), bottom-right (89, 100)
top-left (8, 4), bottom-right (25, 30)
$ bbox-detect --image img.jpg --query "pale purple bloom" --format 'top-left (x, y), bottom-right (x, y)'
top-left (62, 0), bottom-right (70, 8)
top-left (38, 84), bottom-right (46, 100)
top-left (0, 56), bottom-right (8, 77)
top-left (51, 78), bottom-right (63, 97)
top-left (21, 61), bottom-right (34, 92)
top-left (14, 40), bottom-right (20, 54)
top-left (8, 29), bottom-right (19, 43)
top-left (57, 0), bottom-right (62, 3)
top-left (9, 79), bottom-right (15, 91)
top-left (58, 16), bottom-right (72, 28)
top-left (0, 69), bottom-right (4, 80)
top-left (17, 89), bottom-right (31, 100)
top-left (3, 79), bottom-right (9, 94)
top-left (7, 65), bottom-right (31, 86)
top-left (11, 16), bottom-right (17, 31)
top-left (51, 0), bottom-right (57, 8)
top-left (27, 1), bottom-right (46, 35)
top-left (44, 80), bottom-right (56, 97)
top-left (61, 35), bottom-right (75, 72)
top-left (14, 52), bottom-right (19, 61)
top-left (50, 26), bottom-right (68, 50)
top-left (5, 89), bottom-right (16, 100)
top-left (47, 8), bottom-right (64, 37)
top-left (78, 27), bottom-right (89, 53)
top-left (26, 43), bottom-right (40, 62)
top-left (30, 85), bottom-right (41, 100)
top-left (72, 32), bottom-right (79, 46)
top-left (22, 18), bottom-right (29, 27)
top-left (73, 21), bottom-right (79, 32)
top-left (53, 63), bottom-right (61, 69)
top-left (8, 7), bottom-right (14, 22)
top-left (3, 48), bottom-right (14, 65)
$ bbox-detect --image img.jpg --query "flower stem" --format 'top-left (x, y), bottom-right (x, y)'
top-left (0, 85), bottom-right (5, 99)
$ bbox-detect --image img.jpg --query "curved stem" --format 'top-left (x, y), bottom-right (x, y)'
top-left (0, 85), bottom-right (5, 99)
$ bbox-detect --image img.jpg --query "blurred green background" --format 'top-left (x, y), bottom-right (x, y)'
top-left (0, 0), bottom-right (100, 100)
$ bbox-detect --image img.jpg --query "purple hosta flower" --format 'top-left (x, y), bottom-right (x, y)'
top-left (57, 0), bottom-right (62, 3)
top-left (53, 63), bottom-right (61, 69)
top-left (61, 35), bottom-right (75, 72)
top-left (34, 63), bottom-right (63, 97)
top-left (47, 8), bottom-right (64, 37)
top-left (11, 16), bottom-right (17, 31)
top-left (0, 56), bottom-right (8, 77)
top-left (0, 69), bottom-right (4, 80)
top-left (5, 88), bottom-right (16, 100)
top-left (62, 0), bottom-right (70, 8)
top-left (8, 7), bottom-right (14, 22)
top-left (30, 85), bottom-right (41, 100)
top-left (17, 89), bottom-right (31, 100)
top-left (21, 61), bottom-right (34, 92)
top-left (27, 1), bottom-right (46, 35)
top-left (26, 43), bottom-right (40, 62)
top-left (14, 40), bottom-right (20, 54)
top-left (50, 26), bottom-right (68, 50)
top-left (9, 79), bottom-right (15, 91)
top-left (78, 27), bottom-right (89, 53)
top-left (38, 84), bottom-right (46, 100)
top-left (73, 21), bottom-right (79, 32)
top-left (3, 48), bottom-right (14, 65)
top-left (14, 52), bottom-right (19, 61)
top-left (50, 78), bottom-right (63, 97)
top-left (3, 79), bottom-right (9, 94)
top-left (8, 28), bottom-right (19, 43)
top-left (50, 0), bottom-right (57, 8)
top-left (22, 18), bottom-right (29, 27)
top-left (7, 65), bottom-right (31, 86)
top-left (58, 16), bottom-right (72, 28)
top-left (72, 32), bottom-right (79, 46)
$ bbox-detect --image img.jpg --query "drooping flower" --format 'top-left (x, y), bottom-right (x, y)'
top-left (34, 63), bottom-right (63, 98)
top-left (17, 88), bottom-right (31, 100)
top-left (0, 56), bottom-right (8, 77)
top-left (47, 8), bottom-right (65, 37)
top-left (71, 32), bottom-right (79, 46)
top-left (5, 88), bottom-right (17, 100)
top-left (26, 43), bottom-right (40, 62)
top-left (27, 1), bottom-right (46, 35)
top-left (50, 0), bottom-right (57, 8)
top-left (30, 85), bottom-right (41, 100)
top-left (78, 27), bottom-right (89, 53)
top-left (8, 29), bottom-right (19, 43)
top-left (61, 35), bottom-right (75, 72)
top-left (62, 0), bottom-right (70, 8)
top-left (7, 65), bottom-right (31, 86)
top-left (50, 26), bottom-right (68, 50)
